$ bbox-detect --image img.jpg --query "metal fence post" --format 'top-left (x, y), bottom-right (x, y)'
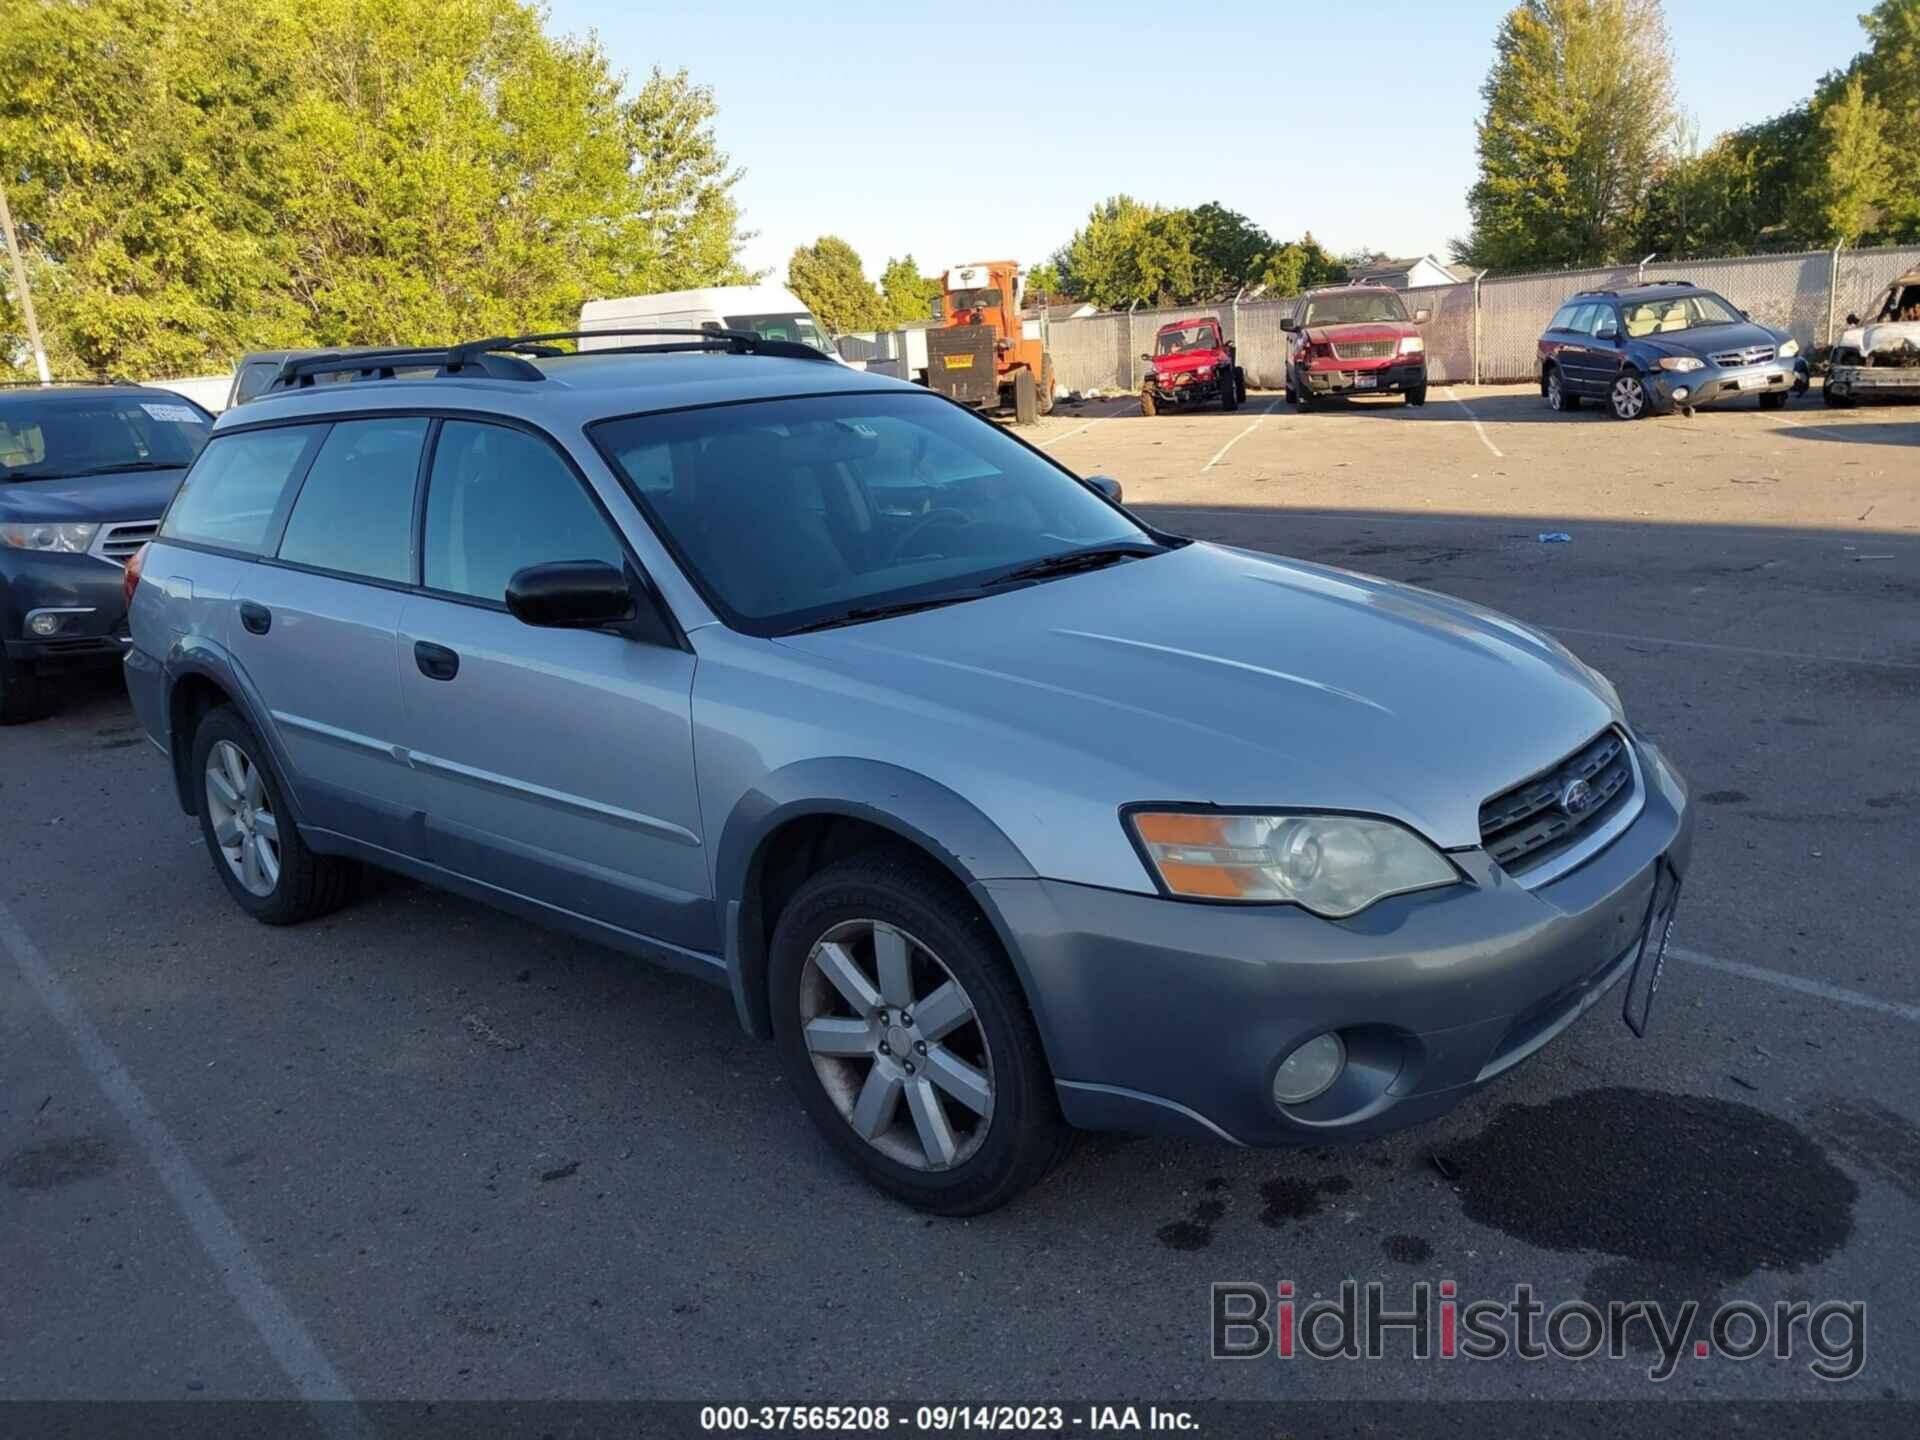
top-left (1827, 243), bottom-right (1842, 347)
top-left (1471, 271), bottom-right (1483, 387)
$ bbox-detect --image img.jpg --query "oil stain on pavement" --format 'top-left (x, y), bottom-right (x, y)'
top-left (2, 1134), bottom-right (120, 1191)
top-left (1441, 1087), bottom-right (1857, 1338)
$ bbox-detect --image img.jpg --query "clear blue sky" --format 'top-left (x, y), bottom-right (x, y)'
top-left (544, 0), bottom-right (1872, 280)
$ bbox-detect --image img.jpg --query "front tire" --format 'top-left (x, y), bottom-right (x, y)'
top-left (0, 654), bottom-right (48, 725)
top-left (1758, 390), bottom-right (1789, 410)
top-left (191, 705), bottom-right (353, 924)
top-left (1824, 382), bottom-right (1855, 408)
top-left (1609, 369), bottom-right (1649, 420)
top-left (1406, 384), bottom-right (1428, 407)
top-left (1219, 369), bottom-right (1239, 411)
top-left (1013, 368), bottom-right (1039, 425)
top-left (769, 849), bottom-right (1069, 1215)
top-left (1139, 387), bottom-right (1157, 417)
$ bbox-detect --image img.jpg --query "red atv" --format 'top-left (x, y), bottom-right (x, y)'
top-left (1140, 317), bottom-right (1245, 416)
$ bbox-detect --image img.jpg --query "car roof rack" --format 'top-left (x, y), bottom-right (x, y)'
top-left (1571, 280), bottom-right (1700, 300)
top-left (266, 327), bottom-right (836, 393)
top-left (0, 376), bottom-right (142, 389)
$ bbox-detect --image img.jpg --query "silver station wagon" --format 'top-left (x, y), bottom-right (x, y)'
top-left (125, 329), bottom-right (1693, 1213)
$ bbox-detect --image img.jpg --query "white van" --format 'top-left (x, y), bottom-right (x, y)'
top-left (578, 285), bottom-right (840, 359)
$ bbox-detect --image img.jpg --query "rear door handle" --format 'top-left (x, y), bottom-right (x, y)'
top-left (414, 640), bottom-right (459, 682)
top-left (238, 601), bottom-right (271, 635)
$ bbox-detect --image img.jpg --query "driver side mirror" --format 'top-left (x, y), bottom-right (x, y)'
top-left (1846, 313), bottom-right (1860, 326)
top-left (506, 560), bottom-right (636, 629)
top-left (1280, 318), bottom-right (1299, 333)
top-left (1085, 475), bottom-right (1123, 504)
top-left (1139, 352), bottom-right (1152, 362)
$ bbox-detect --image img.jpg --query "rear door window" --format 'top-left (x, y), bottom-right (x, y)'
top-left (234, 362), bottom-right (282, 404)
top-left (422, 420), bottom-right (626, 603)
top-left (1548, 305), bottom-right (1580, 332)
top-left (276, 418), bottom-right (428, 583)
top-left (160, 425), bottom-right (326, 554)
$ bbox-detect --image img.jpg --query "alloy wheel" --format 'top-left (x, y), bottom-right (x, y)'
top-left (1611, 373), bottom-right (1646, 419)
top-left (1547, 371), bottom-right (1565, 410)
top-left (205, 739), bottom-right (280, 897)
top-left (798, 918), bottom-right (995, 1171)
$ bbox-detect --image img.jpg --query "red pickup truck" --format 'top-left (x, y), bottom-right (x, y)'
top-left (1282, 285), bottom-right (1429, 408)
top-left (1140, 317), bottom-right (1245, 416)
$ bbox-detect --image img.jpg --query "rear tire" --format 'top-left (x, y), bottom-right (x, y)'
top-left (191, 705), bottom-right (354, 924)
top-left (1823, 383), bottom-right (1854, 408)
top-left (1013, 368), bottom-right (1038, 425)
top-left (1219, 368), bottom-right (1239, 412)
top-left (769, 848), bottom-right (1070, 1215)
top-left (1545, 366), bottom-right (1578, 411)
top-left (0, 654), bottom-right (48, 725)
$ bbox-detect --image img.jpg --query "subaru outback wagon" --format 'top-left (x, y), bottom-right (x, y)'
top-left (126, 329), bottom-right (1693, 1213)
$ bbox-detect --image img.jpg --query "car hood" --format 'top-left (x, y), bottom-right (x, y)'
top-left (0, 468), bottom-right (186, 524)
top-left (776, 541), bottom-right (1619, 850)
top-left (1151, 350), bottom-right (1227, 377)
top-left (1642, 320), bottom-right (1782, 360)
top-left (1303, 320), bottom-right (1418, 344)
top-left (1840, 320), bottom-right (1920, 356)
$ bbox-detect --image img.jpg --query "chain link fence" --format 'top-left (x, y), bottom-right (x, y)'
top-left (1008, 242), bottom-right (1920, 396)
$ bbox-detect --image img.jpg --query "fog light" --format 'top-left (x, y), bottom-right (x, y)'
top-left (27, 612), bottom-right (64, 637)
top-left (1672, 387), bottom-right (1689, 401)
top-left (1273, 1032), bottom-right (1346, 1106)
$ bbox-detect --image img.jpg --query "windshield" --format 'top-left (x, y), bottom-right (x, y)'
top-left (946, 288), bottom-right (1003, 312)
top-left (1155, 324), bottom-right (1219, 355)
top-left (0, 391), bottom-right (211, 482)
top-left (723, 312), bottom-right (836, 355)
top-left (1621, 291), bottom-right (1741, 337)
top-left (1299, 291), bottom-right (1410, 327)
top-left (590, 392), bottom-right (1157, 636)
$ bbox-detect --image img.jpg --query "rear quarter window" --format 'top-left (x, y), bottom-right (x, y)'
top-left (159, 425), bottom-right (325, 554)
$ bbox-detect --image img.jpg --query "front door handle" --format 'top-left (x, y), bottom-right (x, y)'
top-left (414, 640), bottom-right (459, 682)
top-left (238, 601), bottom-right (271, 635)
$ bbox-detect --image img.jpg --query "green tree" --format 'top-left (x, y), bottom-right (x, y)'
top-left (1188, 203), bottom-right (1273, 296)
top-left (787, 235), bottom-right (887, 333)
top-left (1846, 0), bottom-right (1920, 237)
top-left (1795, 74), bottom-right (1892, 245)
top-left (1459, 0), bottom-right (1676, 270)
top-left (1056, 196), bottom-right (1199, 308)
top-left (877, 254), bottom-right (940, 326)
top-left (1023, 261), bottom-right (1063, 300)
top-left (1257, 234), bottom-right (1348, 295)
top-left (0, 0), bottom-right (753, 378)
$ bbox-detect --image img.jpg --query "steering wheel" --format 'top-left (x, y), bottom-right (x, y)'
top-left (888, 507), bottom-right (972, 562)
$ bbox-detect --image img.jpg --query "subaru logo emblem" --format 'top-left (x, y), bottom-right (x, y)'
top-left (1559, 778), bottom-right (1595, 817)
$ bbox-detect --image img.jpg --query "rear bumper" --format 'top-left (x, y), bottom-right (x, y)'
top-left (1301, 360), bottom-right (1425, 395)
top-left (980, 738), bottom-right (1692, 1147)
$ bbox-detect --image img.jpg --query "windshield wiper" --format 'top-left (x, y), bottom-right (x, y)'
top-left (993, 541), bottom-right (1164, 586)
top-left (62, 461), bottom-right (183, 476)
top-left (784, 590), bottom-right (997, 635)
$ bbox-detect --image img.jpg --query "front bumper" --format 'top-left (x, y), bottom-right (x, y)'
top-left (1652, 357), bottom-right (1809, 411)
top-left (1827, 364), bottom-right (1920, 400)
top-left (1146, 371), bottom-right (1232, 405)
top-left (1300, 360), bottom-right (1425, 396)
top-left (979, 738), bottom-right (1692, 1147)
top-left (1, 550), bottom-right (131, 669)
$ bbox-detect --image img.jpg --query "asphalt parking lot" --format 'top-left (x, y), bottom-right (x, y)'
top-left (4, 383), bottom-right (1917, 1422)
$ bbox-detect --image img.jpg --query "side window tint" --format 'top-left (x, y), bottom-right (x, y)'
top-left (1549, 305), bottom-right (1578, 332)
top-left (277, 417), bottom-right (427, 582)
top-left (423, 421), bottom-right (625, 602)
top-left (160, 426), bottom-right (323, 553)
top-left (1592, 308), bottom-right (1619, 339)
top-left (235, 362), bottom-right (280, 403)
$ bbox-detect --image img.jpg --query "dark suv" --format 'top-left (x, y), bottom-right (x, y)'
top-left (1537, 282), bottom-right (1810, 419)
top-left (1, 383), bottom-right (211, 721)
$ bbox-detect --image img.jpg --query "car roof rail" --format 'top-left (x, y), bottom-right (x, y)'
top-left (265, 327), bottom-right (837, 394)
top-left (0, 376), bottom-right (142, 388)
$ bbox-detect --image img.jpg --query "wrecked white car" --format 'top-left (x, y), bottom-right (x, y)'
top-left (1826, 268), bottom-right (1920, 407)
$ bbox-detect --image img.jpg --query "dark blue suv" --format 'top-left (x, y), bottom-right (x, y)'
top-left (1537, 282), bottom-right (1811, 419)
top-left (1, 383), bottom-right (211, 721)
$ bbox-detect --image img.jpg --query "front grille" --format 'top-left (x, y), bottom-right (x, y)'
top-left (1331, 339), bottom-right (1393, 360)
top-left (1710, 344), bottom-right (1775, 368)
top-left (90, 519), bottom-right (160, 565)
top-left (1478, 729), bottom-right (1636, 875)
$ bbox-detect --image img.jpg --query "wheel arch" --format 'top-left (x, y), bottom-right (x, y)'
top-left (161, 639), bottom-right (301, 822)
top-left (716, 759), bottom-right (1038, 1043)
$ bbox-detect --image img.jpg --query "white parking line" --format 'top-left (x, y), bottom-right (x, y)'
top-left (1674, 947), bottom-right (1920, 1025)
top-left (0, 896), bottom-right (365, 1430)
top-left (1441, 387), bottom-right (1504, 458)
top-left (1202, 398), bottom-right (1283, 472)
top-left (1038, 416), bottom-right (1109, 448)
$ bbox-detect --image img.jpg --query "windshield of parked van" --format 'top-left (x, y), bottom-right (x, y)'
top-left (723, 312), bottom-right (836, 354)
top-left (1156, 324), bottom-right (1219, 355)
top-left (590, 392), bottom-right (1161, 636)
top-left (1621, 292), bottom-right (1741, 337)
top-left (0, 391), bottom-right (211, 482)
top-left (1300, 291), bottom-right (1409, 326)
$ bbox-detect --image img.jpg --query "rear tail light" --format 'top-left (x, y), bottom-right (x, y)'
top-left (123, 541), bottom-right (148, 610)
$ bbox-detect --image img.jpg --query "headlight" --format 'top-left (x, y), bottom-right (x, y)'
top-left (1656, 356), bottom-right (1704, 372)
top-left (1128, 810), bottom-right (1459, 917)
top-left (1195, 365), bottom-right (1213, 377)
top-left (1398, 336), bottom-right (1425, 355)
top-left (1777, 338), bottom-right (1800, 358)
top-left (1, 522), bottom-right (99, 553)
